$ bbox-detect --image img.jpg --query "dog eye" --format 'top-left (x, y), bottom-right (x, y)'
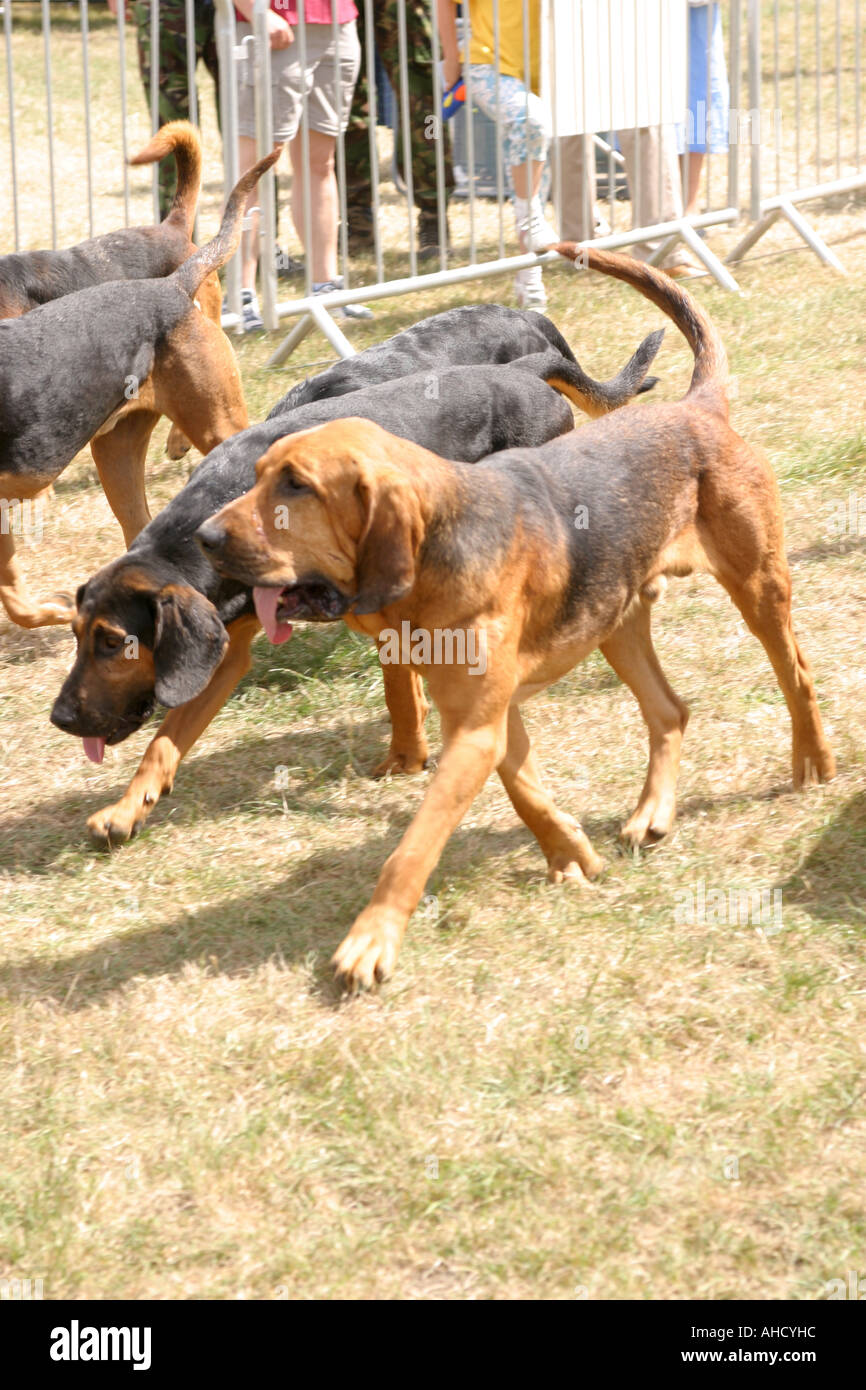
top-left (98, 632), bottom-right (124, 654)
top-left (279, 472), bottom-right (310, 496)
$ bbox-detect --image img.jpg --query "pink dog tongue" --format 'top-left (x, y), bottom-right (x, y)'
top-left (253, 586), bottom-right (293, 645)
top-left (83, 737), bottom-right (106, 765)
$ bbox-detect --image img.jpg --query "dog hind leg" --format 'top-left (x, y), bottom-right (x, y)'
top-left (90, 409), bottom-right (161, 547)
top-left (371, 660), bottom-right (430, 777)
top-left (0, 526), bottom-right (73, 628)
top-left (600, 597), bottom-right (690, 849)
top-left (697, 452), bottom-right (835, 788)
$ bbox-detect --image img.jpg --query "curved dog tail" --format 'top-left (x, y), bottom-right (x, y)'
top-left (553, 243), bottom-right (729, 408)
top-left (173, 148), bottom-right (282, 299)
top-left (521, 329), bottom-right (664, 418)
top-left (129, 121), bottom-right (204, 236)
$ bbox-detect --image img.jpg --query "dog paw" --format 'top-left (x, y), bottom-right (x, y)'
top-left (87, 799), bottom-right (150, 848)
top-left (793, 744), bottom-right (836, 789)
top-left (547, 855), bottom-right (596, 885)
top-left (370, 745), bottom-right (429, 779)
top-left (620, 794), bottom-right (677, 851)
top-left (165, 424), bottom-right (192, 461)
top-left (545, 817), bottom-right (604, 883)
top-left (332, 908), bottom-right (407, 992)
top-left (6, 592), bottom-right (75, 628)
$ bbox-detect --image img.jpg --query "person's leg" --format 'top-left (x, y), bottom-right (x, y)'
top-left (467, 67), bottom-right (553, 253)
top-left (552, 133), bottom-right (595, 241)
top-left (237, 134), bottom-right (261, 292)
top-left (131, 0), bottom-right (194, 218)
top-left (300, 21), bottom-right (372, 317)
top-left (341, 15), bottom-right (374, 241)
top-left (618, 124), bottom-right (701, 276)
top-left (376, 0), bottom-right (454, 251)
top-left (290, 128), bottom-right (339, 283)
top-left (199, 2), bottom-right (222, 132)
top-left (684, 150), bottom-right (704, 217)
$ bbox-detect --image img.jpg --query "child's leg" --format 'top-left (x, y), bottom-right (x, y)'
top-left (290, 129), bottom-right (338, 283)
top-left (237, 135), bottom-right (261, 292)
top-left (467, 65), bottom-right (555, 264)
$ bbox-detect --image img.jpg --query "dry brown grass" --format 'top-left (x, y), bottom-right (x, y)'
top-left (1, 3), bottom-right (865, 1301)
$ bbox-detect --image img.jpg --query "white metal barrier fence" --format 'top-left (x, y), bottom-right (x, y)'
top-left (1, 2), bottom-right (864, 365)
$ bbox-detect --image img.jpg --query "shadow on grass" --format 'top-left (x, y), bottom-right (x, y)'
top-left (0, 816), bottom-right (535, 1011)
top-left (0, 619), bottom-right (74, 665)
top-left (0, 712), bottom-right (396, 873)
top-left (787, 533), bottom-right (866, 566)
top-left (1, 762), bottom-right (822, 1014)
top-left (777, 787), bottom-right (866, 931)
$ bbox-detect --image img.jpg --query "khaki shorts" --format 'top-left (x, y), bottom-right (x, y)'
top-left (236, 19), bottom-right (360, 142)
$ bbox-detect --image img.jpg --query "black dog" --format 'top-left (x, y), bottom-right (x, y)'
top-left (0, 122), bottom-right (211, 319)
top-left (0, 148), bottom-right (279, 629)
top-left (275, 303), bottom-right (627, 412)
top-left (51, 327), bottom-right (663, 845)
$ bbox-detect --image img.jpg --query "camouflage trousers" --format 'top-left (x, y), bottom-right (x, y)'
top-left (343, 0), bottom-right (453, 216)
top-left (131, 0), bottom-right (220, 218)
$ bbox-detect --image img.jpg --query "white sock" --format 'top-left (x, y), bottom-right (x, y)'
top-left (515, 264), bottom-right (543, 290)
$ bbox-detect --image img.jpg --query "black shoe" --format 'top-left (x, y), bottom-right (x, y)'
top-left (343, 208), bottom-right (376, 253)
top-left (275, 245), bottom-right (304, 278)
top-left (418, 210), bottom-right (451, 261)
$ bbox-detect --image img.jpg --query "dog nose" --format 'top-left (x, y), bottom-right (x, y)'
top-left (50, 699), bottom-right (77, 733)
top-left (195, 520), bottom-right (226, 556)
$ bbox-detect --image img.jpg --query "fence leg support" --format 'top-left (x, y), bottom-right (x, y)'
top-left (265, 312), bottom-right (315, 369)
top-left (776, 198), bottom-right (847, 272)
top-left (726, 206), bottom-right (781, 263)
top-left (267, 302), bottom-right (357, 369)
top-left (309, 300), bottom-right (357, 358)
top-left (678, 221), bottom-right (741, 291)
top-left (727, 198), bottom-right (847, 272)
top-left (646, 233), bottom-right (680, 267)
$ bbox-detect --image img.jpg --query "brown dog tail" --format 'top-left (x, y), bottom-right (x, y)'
top-left (535, 328), bottom-right (664, 418)
top-left (553, 243), bottom-right (729, 406)
top-left (173, 147), bottom-right (282, 299)
top-left (129, 120), bottom-right (203, 236)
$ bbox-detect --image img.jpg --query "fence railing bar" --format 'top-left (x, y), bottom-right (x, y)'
top-left (429, 0), bottom-right (449, 272)
top-left (116, 0), bottom-right (130, 227)
top-left (463, 12), bottom-right (476, 265)
top-left (773, 0), bottom-right (780, 195)
top-left (331, 0), bottom-right (349, 290)
top-left (396, 0), bottom-right (416, 280)
top-left (3, 0), bottom-right (19, 250)
top-left (150, 0), bottom-right (159, 221)
top-left (834, 0), bottom-right (841, 178)
top-left (362, 0), bottom-right (383, 284)
top-left (185, 0), bottom-right (198, 130)
top-left (253, 0), bottom-right (277, 331)
top-left (81, 1), bottom-right (94, 237)
top-left (815, 0), bottom-right (822, 187)
top-left (493, 0), bottom-right (505, 261)
top-left (729, 0), bottom-right (741, 215)
top-left (41, 0), bottom-right (57, 248)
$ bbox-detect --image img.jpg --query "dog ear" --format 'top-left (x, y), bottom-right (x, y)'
top-left (153, 585), bottom-right (228, 706)
top-left (352, 471), bottom-right (420, 616)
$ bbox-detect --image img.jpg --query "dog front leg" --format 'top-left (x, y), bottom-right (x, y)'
top-left (87, 615), bottom-right (260, 846)
top-left (333, 713), bottom-right (508, 990)
top-left (497, 705), bottom-right (604, 880)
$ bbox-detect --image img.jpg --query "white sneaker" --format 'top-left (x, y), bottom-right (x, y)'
top-left (514, 267), bottom-right (548, 310)
top-left (514, 195), bottom-right (559, 253)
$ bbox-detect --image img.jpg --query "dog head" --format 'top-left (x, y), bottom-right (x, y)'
top-left (195, 419), bottom-right (424, 642)
top-left (50, 557), bottom-right (228, 762)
